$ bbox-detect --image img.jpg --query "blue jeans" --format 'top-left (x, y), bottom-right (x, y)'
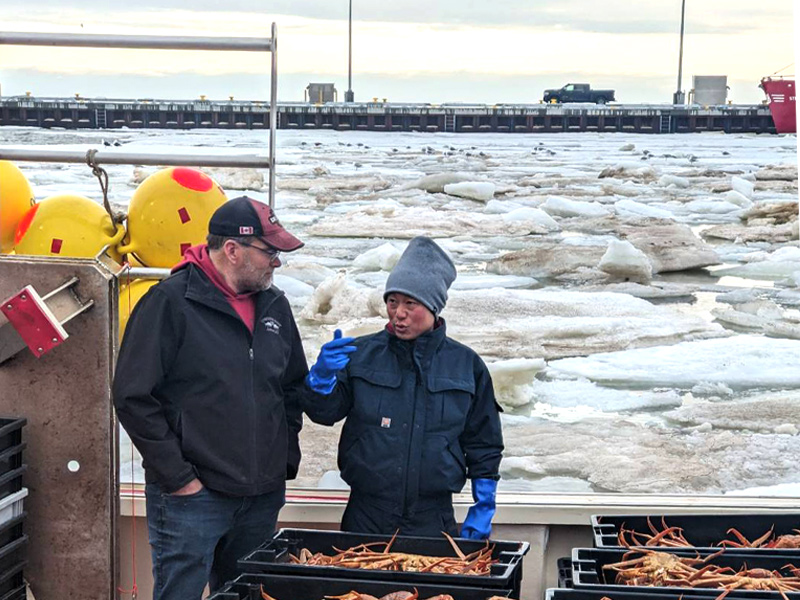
top-left (145, 482), bottom-right (285, 600)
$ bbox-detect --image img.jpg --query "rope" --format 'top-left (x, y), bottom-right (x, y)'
top-left (85, 149), bottom-right (123, 224)
top-left (771, 62), bottom-right (794, 76)
top-left (117, 262), bottom-right (139, 600)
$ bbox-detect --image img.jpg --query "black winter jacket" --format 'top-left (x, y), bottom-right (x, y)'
top-left (113, 264), bottom-right (307, 496)
top-left (302, 322), bottom-right (503, 514)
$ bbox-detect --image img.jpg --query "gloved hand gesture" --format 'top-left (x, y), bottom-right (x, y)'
top-left (460, 478), bottom-right (497, 540)
top-left (306, 329), bottom-right (357, 394)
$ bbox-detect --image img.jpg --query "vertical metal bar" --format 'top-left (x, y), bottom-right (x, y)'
top-left (676, 0), bottom-right (687, 103)
top-left (269, 22), bottom-right (278, 209)
top-left (348, 0), bottom-right (353, 96)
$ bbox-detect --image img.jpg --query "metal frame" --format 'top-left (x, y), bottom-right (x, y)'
top-left (0, 29), bottom-right (279, 206)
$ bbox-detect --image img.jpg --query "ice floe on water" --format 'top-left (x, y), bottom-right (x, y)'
top-left (548, 336), bottom-right (800, 389)
top-left (3, 127), bottom-right (796, 495)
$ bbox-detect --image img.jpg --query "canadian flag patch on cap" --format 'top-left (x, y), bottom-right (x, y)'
top-left (239, 226), bottom-right (254, 235)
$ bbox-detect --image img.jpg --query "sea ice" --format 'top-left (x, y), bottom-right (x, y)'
top-left (658, 174), bottom-right (691, 188)
top-left (308, 205), bottom-right (548, 238)
top-left (401, 172), bottom-right (473, 193)
top-left (273, 275), bottom-right (314, 307)
top-left (487, 358), bottom-right (546, 409)
top-left (548, 335), bottom-right (800, 389)
top-left (731, 175), bottom-right (755, 198)
top-left (597, 239), bottom-right (653, 283)
top-left (484, 199), bottom-right (523, 213)
top-left (530, 378), bottom-right (682, 412)
top-left (443, 181), bottom-right (496, 202)
top-left (352, 242), bottom-right (402, 271)
top-left (614, 199), bottom-right (674, 219)
top-left (541, 196), bottom-right (611, 218)
top-left (502, 207), bottom-right (560, 231)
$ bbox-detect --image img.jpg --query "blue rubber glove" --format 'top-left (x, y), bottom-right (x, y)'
top-left (306, 329), bottom-right (357, 394)
top-left (460, 478), bottom-right (497, 540)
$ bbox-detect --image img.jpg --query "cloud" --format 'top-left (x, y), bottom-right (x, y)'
top-left (5, 0), bottom-right (792, 35)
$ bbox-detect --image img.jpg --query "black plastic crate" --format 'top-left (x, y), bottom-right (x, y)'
top-left (0, 515), bottom-right (25, 552)
top-left (0, 536), bottom-right (27, 576)
top-left (592, 513), bottom-right (800, 553)
top-left (546, 588), bottom-right (754, 600)
top-left (0, 584), bottom-right (24, 600)
top-left (209, 573), bottom-right (513, 600)
top-left (0, 420), bottom-right (25, 456)
top-left (0, 447), bottom-right (24, 480)
top-left (0, 562), bottom-right (25, 600)
top-left (571, 547), bottom-right (800, 598)
top-left (0, 468), bottom-right (25, 504)
top-left (238, 528), bottom-right (529, 598)
top-left (556, 557), bottom-right (573, 589)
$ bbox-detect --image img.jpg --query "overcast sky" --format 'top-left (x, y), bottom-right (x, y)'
top-left (0, 0), bottom-right (796, 104)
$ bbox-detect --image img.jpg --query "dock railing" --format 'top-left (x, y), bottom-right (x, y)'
top-left (0, 29), bottom-right (279, 206)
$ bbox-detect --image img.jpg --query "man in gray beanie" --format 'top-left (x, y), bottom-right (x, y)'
top-left (302, 236), bottom-right (504, 539)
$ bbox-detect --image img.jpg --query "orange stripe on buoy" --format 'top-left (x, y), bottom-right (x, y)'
top-left (14, 203), bottom-right (40, 245)
top-left (178, 207), bottom-right (191, 224)
top-left (51, 239), bottom-right (63, 254)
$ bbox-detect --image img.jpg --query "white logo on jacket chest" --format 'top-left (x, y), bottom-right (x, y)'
top-left (261, 317), bottom-right (282, 334)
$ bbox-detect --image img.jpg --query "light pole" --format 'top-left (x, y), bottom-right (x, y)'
top-left (345, 0), bottom-right (354, 102)
top-left (673, 0), bottom-right (687, 104)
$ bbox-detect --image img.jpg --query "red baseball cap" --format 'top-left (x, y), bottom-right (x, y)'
top-left (208, 196), bottom-right (304, 252)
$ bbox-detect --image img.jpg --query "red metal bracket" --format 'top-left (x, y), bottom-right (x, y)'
top-left (0, 285), bottom-right (68, 358)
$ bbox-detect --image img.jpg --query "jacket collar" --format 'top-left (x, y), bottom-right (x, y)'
top-left (388, 318), bottom-right (447, 366)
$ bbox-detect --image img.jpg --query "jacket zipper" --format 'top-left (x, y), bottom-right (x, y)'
top-left (403, 355), bottom-right (424, 513)
top-left (249, 343), bottom-right (257, 482)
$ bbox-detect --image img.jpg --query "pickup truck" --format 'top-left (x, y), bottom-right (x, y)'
top-left (543, 83), bottom-right (616, 104)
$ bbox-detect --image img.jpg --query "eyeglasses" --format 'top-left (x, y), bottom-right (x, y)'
top-left (238, 241), bottom-right (281, 260)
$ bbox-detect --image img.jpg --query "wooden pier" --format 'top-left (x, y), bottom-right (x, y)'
top-left (0, 96), bottom-right (777, 134)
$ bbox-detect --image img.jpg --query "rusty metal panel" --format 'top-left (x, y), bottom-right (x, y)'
top-left (0, 255), bottom-right (119, 600)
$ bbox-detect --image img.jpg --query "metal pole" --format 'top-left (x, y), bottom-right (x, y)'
top-left (345, 0), bottom-right (355, 103)
top-left (674, 0), bottom-right (687, 104)
top-left (269, 22), bottom-right (278, 208)
top-left (0, 148), bottom-right (271, 168)
top-left (125, 267), bottom-right (172, 279)
top-left (0, 32), bottom-right (273, 52)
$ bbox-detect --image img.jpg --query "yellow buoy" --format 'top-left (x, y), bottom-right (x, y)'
top-left (0, 161), bottom-right (36, 253)
top-left (118, 167), bottom-right (227, 268)
top-left (119, 278), bottom-right (159, 338)
top-left (14, 194), bottom-right (125, 262)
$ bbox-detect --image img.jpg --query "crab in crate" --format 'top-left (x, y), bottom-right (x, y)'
top-left (260, 589), bottom-right (515, 600)
top-left (288, 532), bottom-right (498, 576)
top-left (602, 548), bottom-right (720, 586)
top-left (615, 517), bottom-right (800, 550)
top-left (602, 548), bottom-right (800, 600)
top-left (617, 517), bottom-right (694, 548)
top-left (721, 527), bottom-right (800, 549)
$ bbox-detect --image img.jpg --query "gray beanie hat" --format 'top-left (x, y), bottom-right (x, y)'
top-left (383, 237), bottom-right (456, 316)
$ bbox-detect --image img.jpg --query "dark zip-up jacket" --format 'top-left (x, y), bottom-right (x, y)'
top-left (302, 322), bottom-right (503, 514)
top-left (113, 264), bottom-right (307, 496)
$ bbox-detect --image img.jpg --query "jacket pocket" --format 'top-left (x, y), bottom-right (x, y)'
top-left (426, 375), bottom-right (474, 432)
top-left (419, 434), bottom-right (467, 495)
top-left (349, 367), bottom-right (403, 427)
top-left (339, 428), bottom-right (399, 494)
